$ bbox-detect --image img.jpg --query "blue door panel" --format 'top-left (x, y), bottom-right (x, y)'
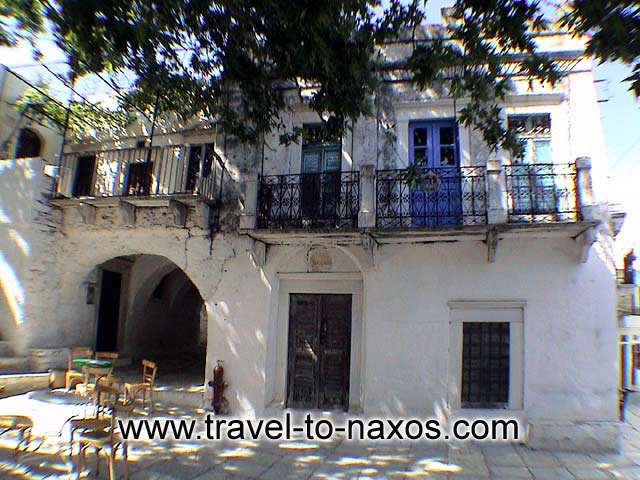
top-left (409, 121), bottom-right (462, 227)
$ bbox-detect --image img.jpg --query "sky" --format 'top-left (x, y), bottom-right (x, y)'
top-left (1, 3), bottom-right (639, 265)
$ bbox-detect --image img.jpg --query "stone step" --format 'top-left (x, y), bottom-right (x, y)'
top-left (0, 357), bottom-right (31, 373)
top-left (0, 373), bottom-right (49, 397)
top-left (0, 341), bottom-right (14, 357)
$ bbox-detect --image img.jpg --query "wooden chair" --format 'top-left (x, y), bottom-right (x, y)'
top-left (66, 347), bottom-right (94, 391)
top-left (95, 352), bottom-right (123, 389)
top-left (0, 415), bottom-right (33, 457)
top-left (76, 365), bottom-right (115, 401)
top-left (75, 406), bottom-right (129, 480)
top-left (95, 351), bottom-right (119, 362)
top-left (124, 360), bottom-right (157, 411)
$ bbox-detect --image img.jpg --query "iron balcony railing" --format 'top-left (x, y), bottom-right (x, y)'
top-left (257, 171), bottom-right (360, 229)
top-left (55, 145), bottom-right (225, 203)
top-left (375, 166), bottom-right (487, 228)
top-left (504, 162), bottom-right (578, 223)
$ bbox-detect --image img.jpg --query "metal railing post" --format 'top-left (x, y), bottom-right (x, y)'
top-left (240, 174), bottom-right (259, 229)
top-left (358, 164), bottom-right (376, 228)
top-left (575, 157), bottom-right (597, 221)
top-left (486, 155), bottom-right (508, 224)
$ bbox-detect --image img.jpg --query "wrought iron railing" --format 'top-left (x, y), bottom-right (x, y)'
top-left (257, 172), bottom-right (359, 229)
top-left (504, 162), bottom-right (578, 223)
top-left (375, 166), bottom-right (487, 228)
top-left (55, 145), bottom-right (225, 203)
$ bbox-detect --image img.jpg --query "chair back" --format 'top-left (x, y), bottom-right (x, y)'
top-left (68, 347), bottom-right (94, 370)
top-left (141, 360), bottom-right (157, 385)
top-left (95, 351), bottom-right (119, 361)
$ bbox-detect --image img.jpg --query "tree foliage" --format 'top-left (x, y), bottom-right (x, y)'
top-left (2, 0), bottom-right (639, 152)
top-left (0, 0), bottom-right (44, 47)
top-left (16, 86), bottom-right (134, 139)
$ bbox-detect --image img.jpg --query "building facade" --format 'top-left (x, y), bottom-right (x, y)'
top-left (0, 32), bottom-right (621, 450)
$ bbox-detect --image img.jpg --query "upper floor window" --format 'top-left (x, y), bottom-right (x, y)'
top-left (410, 121), bottom-right (458, 168)
top-left (15, 128), bottom-right (42, 158)
top-left (186, 143), bottom-right (216, 192)
top-left (301, 124), bottom-right (341, 173)
top-left (508, 114), bottom-right (551, 164)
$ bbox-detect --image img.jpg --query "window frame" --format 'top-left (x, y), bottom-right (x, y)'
top-left (448, 301), bottom-right (525, 411)
top-left (507, 114), bottom-right (552, 165)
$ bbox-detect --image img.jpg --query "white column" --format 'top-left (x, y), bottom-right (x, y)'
top-left (486, 155), bottom-right (508, 224)
top-left (240, 175), bottom-right (258, 229)
top-left (358, 164), bottom-right (376, 228)
top-left (576, 156), bottom-right (597, 221)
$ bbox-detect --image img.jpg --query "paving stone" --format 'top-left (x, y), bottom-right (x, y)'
top-left (487, 465), bottom-right (533, 478)
top-left (145, 458), bottom-right (211, 478)
top-left (485, 453), bottom-right (526, 467)
top-left (529, 466), bottom-right (576, 479)
top-left (193, 469), bottom-right (252, 480)
top-left (259, 462), bottom-right (316, 480)
top-left (556, 453), bottom-right (600, 467)
top-left (565, 467), bottom-right (614, 479)
top-left (518, 450), bottom-right (562, 467)
top-left (608, 466), bottom-right (640, 479)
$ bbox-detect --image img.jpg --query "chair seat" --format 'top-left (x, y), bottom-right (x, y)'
top-left (0, 415), bottom-right (32, 429)
top-left (70, 417), bottom-right (110, 432)
top-left (78, 430), bottom-right (125, 449)
top-left (124, 382), bottom-right (150, 392)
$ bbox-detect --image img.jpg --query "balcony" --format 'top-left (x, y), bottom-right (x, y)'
top-left (256, 172), bottom-right (359, 230)
top-left (242, 157), bottom-right (598, 256)
top-left (375, 166), bottom-right (487, 229)
top-left (49, 145), bottom-right (228, 229)
top-left (504, 163), bottom-right (578, 223)
top-left (54, 145), bottom-right (224, 203)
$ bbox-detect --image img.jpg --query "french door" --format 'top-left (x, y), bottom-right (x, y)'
top-left (300, 138), bottom-right (342, 226)
top-left (409, 121), bottom-right (462, 226)
top-left (287, 294), bottom-right (351, 411)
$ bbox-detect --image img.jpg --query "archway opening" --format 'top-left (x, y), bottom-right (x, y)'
top-left (15, 128), bottom-right (42, 158)
top-left (95, 254), bottom-right (206, 389)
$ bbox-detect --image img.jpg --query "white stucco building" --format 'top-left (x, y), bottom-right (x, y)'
top-left (0, 31), bottom-right (621, 450)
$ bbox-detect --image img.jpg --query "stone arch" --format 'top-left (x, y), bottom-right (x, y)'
top-left (64, 248), bottom-right (211, 389)
top-left (15, 127), bottom-right (42, 159)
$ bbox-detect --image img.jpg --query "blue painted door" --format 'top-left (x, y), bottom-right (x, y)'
top-left (409, 121), bottom-right (462, 226)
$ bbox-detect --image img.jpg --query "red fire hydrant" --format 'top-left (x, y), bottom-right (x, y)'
top-left (208, 360), bottom-right (228, 414)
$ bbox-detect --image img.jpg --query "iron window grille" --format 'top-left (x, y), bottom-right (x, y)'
top-left (461, 322), bottom-right (510, 409)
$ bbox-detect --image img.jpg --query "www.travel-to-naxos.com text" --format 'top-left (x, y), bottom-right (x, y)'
top-left (117, 413), bottom-right (521, 442)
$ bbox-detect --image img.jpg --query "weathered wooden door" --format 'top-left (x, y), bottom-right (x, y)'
top-left (287, 294), bottom-right (352, 410)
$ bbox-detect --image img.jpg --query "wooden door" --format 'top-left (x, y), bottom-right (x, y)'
top-left (287, 294), bottom-right (351, 410)
top-left (96, 269), bottom-right (122, 351)
top-left (72, 155), bottom-right (96, 197)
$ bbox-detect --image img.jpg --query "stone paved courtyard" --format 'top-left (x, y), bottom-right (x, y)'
top-left (0, 392), bottom-right (639, 479)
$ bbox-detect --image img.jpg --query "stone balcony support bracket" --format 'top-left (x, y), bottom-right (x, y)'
top-left (169, 199), bottom-right (189, 227)
top-left (486, 157), bottom-right (508, 225)
top-left (240, 176), bottom-right (259, 230)
top-left (358, 164), bottom-right (376, 229)
top-left (119, 200), bottom-right (136, 226)
top-left (78, 203), bottom-right (97, 225)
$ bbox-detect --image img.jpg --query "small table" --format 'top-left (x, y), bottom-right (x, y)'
top-left (72, 359), bottom-right (114, 403)
top-left (72, 358), bottom-right (113, 369)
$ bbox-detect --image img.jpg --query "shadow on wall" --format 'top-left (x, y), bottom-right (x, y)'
top-left (0, 158), bottom-right (56, 353)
